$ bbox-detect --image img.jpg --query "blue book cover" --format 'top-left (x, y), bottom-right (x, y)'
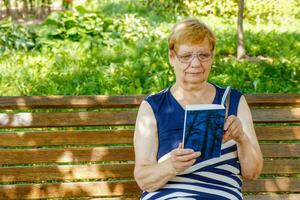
top-left (182, 86), bottom-right (231, 159)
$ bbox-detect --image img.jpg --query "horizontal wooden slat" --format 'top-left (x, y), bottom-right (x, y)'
top-left (0, 94), bottom-right (299, 110)
top-left (245, 94), bottom-right (300, 106)
top-left (252, 108), bottom-right (300, 123)
top-left (0, 181), bottom-right (140, 199)
top-left (0, 147), bottom-right (135, 165)
top-left (1, 178), bottom-right (300, 199)
top-left (1, 159), bottom-right (299, 183)
top-left (0, 96), bottom-right (145, 109)
top-left (0, 126), bottom-right (298, 147)
top-left (0, 130), bottom-right (134, 147)
top-left (260, 144), bottom-right (300, 158)
top-left (244, 194), bottom-right (300, 200)
top-left (256, 126), bottom-right (300, 141)
top-left (0, 108), bottom-right (299, 128)
top-left (262, 159), bottom-right (300, 174)
top-left (1, 144), bottom-right (299, 165)
top-left (0, 111), bottom-right (137, 128)
top-left (0, 163), bottom-right (134, 183)
top-left (243, 177), bottom-right (300, 192)
top-left (89, 195), bottom-right (300, 200)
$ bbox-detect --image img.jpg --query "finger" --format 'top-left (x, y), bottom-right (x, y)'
top-left (226, 116), bottom-right (241, 134)
top-left (227, 121), bottom-right (238, 134)
top-left (182, 159), bottom-right (196, 167)
top-left (228, 120), bottom-right (242, 139)
top-left (222, 131), bottom-right (231, 143)
top-left (176, 151), bottom-right (201, 162)
top-left (173, 148), bottom-right (194, 156)
top-left (224, 115), bottom-right (235, 131)
top-left (232, 127), bottom-right (244, 141)
top-left (178, 142), bottom-right (183, 149)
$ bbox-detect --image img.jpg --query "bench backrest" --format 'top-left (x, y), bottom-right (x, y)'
top-left (0, 94), bottom-right (299, 200)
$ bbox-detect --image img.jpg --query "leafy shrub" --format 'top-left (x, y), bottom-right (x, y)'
top-left (36, 11), bottom-right (104, 43)
top-left (0, 19), bottom-right (36, 53)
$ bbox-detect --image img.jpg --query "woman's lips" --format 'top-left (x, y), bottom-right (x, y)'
top-left (186, 72), bottom-right (203, 74)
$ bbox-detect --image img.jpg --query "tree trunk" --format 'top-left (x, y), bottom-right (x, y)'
top-left (28, 0), bottom-right (34, 14)
top-left (14, 0), bottom-right (20, 19)
top-left (237, 0), bottom-right (246, 60)
top-left (23, 0), bottom-right (29, 18)
top-left (41, 0), bottom-right (46, 16)
top-left (4, 0), bottom-right (11, 16)
top-left (47, 0), bottom-right (52, 14)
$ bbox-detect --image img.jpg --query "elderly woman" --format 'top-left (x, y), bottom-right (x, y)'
top-left (134, 19), bottom-right (263, 200)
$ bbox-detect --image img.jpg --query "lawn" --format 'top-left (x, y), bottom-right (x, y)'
top-left (0, 0), bottom-right (299, 95)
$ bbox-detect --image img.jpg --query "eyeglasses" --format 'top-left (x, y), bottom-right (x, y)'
top-left (174, 50), bottom-right (213, 63)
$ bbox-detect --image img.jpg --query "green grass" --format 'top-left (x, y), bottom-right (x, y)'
top-left (0, 1), bottom-right (299, 95)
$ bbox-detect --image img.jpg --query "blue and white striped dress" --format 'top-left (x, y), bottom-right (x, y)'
top-left (142, 84), bottom-right (243, 200)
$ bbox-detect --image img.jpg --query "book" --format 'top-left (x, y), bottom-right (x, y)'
top-left (182, 86), bottom-right (231, 159)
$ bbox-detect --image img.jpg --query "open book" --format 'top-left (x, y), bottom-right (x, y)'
top-left (182, 86), bottom-right (231, 159)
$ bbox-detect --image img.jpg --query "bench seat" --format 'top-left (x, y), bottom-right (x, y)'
top-left (0, 94), bottom-right (299, 199)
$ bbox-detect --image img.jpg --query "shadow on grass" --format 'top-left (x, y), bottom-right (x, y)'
top-left (91, 0), bottom-right (176, 24)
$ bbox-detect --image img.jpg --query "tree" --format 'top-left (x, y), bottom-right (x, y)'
top-left (3, 0), bottom-right (11, 16)
top-left (62, 0), bottom-right (73, 10)
top-left (237, 0), bottom-right (246, 60)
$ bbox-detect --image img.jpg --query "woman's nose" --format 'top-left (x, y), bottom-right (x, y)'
top-left (190, 56), bottom-right (202, 68)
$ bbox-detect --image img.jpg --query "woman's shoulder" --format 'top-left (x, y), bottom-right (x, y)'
top-left (213, 83), bottom-right (243, 98)
top-left (145, 87), bottom-right (170, 103)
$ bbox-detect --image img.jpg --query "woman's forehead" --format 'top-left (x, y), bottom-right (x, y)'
top-left (176, 38), bottom-right (212, 53)
top-left (177, 43), bottom-right (212, 53)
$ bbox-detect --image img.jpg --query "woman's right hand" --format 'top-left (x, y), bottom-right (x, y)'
top-left (170, 143), bottom-right (201, 174)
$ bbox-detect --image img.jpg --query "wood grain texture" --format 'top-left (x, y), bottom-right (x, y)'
top-left (0, 94), bottom-right (299, 109)
top-left (244, 194), bottom-right (300, 200)
top-left (0, 111), bottom-right (137, 128)
top-left (243, 177), bottom-right (300, 192)
top-left (0, 108), bottom-right (299, 128)
top-left (0, 126), bottom-right (299, 147)
top-left (0, 178), bottom-right (299, 199)
top-left (262, 159), bottom-right (300, 174)
top-left (1, 144), bottom-right (299, 165)
top-left (0, 163), bottom-right (134, 183)
top-left (1, 159), bottom-right (299, 183)
top-left (245, 94), bottom-right (300, 106)
top-left (0, 147), bottom-right (135, 165)
top-left (0, 95), bottom-right (145, 109)
top-left (251, 108), bottom-right (300, 123)
top-left (255, 126), bottom-right (300, 140)
top-left (260, 144), bottom-right (300, 158)
top-left (0, 130), bottom-right (134, 147)
top-left (88, 195), bottom-right (300, 200)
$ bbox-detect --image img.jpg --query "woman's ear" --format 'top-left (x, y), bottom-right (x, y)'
top-left (169, 50), bottom-right (175, 67)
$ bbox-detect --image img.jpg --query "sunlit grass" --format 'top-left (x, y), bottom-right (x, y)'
top-left (0, 1), bottom-right (299, 95)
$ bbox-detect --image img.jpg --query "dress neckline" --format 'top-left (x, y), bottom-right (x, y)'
top-left (167, 83), bottom-right (219, 111)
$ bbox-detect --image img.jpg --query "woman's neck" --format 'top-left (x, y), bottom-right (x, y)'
top-left (171, 81), bottom-right (215, 105)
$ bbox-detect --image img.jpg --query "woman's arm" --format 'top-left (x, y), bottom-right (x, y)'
top-left (134, 100), bottom-right (200, 192)
top-left (223, 95), bottom-right (263, 180)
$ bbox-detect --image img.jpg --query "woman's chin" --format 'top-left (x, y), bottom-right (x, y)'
top-left (184, 73), bottom-right (205, 81)
top-left (184, 78), bottom-right (206, 84)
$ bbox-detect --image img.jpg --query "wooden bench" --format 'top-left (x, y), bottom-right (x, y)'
top-left (0, 94), bottom-right (299, 200)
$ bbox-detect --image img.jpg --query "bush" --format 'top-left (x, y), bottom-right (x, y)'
top-left (0, 19), bottom-right (36, 53)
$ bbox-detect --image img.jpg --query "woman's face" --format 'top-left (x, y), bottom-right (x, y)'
top-left (169, 37), bottom-right (213, 86)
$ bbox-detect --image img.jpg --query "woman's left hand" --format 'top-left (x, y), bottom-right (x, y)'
top-left (223, 115), bottom-right (245, 143)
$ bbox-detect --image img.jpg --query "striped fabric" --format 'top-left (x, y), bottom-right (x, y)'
top-left (141, 140), bottom-right (242, 200)
top-left (143, 84), bottom-right (243, 200)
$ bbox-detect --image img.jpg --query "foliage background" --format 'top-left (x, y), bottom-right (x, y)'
top-left (0, 0), bottom-right (299, 95)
